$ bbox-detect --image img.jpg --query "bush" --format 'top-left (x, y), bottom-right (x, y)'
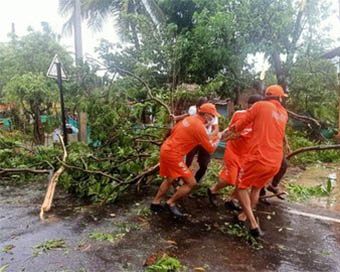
top-left (0, 131), bottom-right (61, 183)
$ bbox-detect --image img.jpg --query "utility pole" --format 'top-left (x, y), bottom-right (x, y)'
top-left (56, 61), bottom-right (68, 146)
top-left (47, 55), bottom-right (68, 145)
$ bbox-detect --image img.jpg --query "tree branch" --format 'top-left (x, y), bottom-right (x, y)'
top-left (111, 65), bottom-right (172, 116)
top-left (56, 157), bottom-right (124, 184)
top-left (135, 139), bottom-right (162, 146)
top-left (287, 109), bottom-right (321, 128)
top-left (287, 144), bottom-right (340, 160)
top-left (0, 168), bottom-right (51, 175)
top-left (85, 56), bottom-right (171, 115)
top-left (125, 163), bottom-right (160, 185)
top-left (100, 163), bottom-right (160, 206)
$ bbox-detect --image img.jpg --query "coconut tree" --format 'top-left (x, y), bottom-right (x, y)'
top-left (59, 0), bottom-right (165, 49)
top-left (58, 0), bottom-right (83, 66)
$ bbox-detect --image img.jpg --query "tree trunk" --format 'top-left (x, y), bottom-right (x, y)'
top-left (33, 105), bottom-right (44, 145)
top-left (271, 50), bottom-right (287, 91)
top-left (74, 0), bottom-right (87, 143)
top-left (131, 23), bottom-right (141, 50)
top-left (271, 3), bottom-right (305, 91)
top-left (9, 108), bottom-right (23, 130)
top-left (74, 0), bottom-right (83, 67)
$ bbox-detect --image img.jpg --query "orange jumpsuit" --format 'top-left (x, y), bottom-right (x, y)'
top-left (232, 100), bottom-right (288, 189)
top-left (219, 110), bottom-right (253, 185)
top-left (160, 115), bottom-right (219, 179)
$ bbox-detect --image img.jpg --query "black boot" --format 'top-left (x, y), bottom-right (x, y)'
top-left (249, 227), bottom-right (264, 238)
top-left (224, 200), bottom-right (241, 211)
top-left (165, 203), bottom-right (184, 217)
top-left (207, 188), bottom-right (218, 207)
top-left (150, 203), bottom-right (164, 213)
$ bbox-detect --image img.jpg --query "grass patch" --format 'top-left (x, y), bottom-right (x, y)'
top-left (137, 207), bottom-right (152, 217)
top-left (89, 232), bottom-right (125, 243)
top-left (287, 179), bottom-right (333, 202)
top-left (0, 245), bottom-right (15, 253)
top-left (114, 222), bottom-right (140, 232)
top-left (221, 223), bottom-right (263, 250)
top-left (33, 239), bottom-right (66, 256)
top-left (146, 255), bottom-right (182, 272)
top-left (89, 222), bottom-right (140, 244)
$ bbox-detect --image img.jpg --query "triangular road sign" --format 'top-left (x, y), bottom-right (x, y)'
top-left (47, 54), bottom-right (68, 80)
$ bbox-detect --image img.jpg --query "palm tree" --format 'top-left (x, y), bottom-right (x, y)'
top-left (59, 0), bottom-right (86, 142)
top-left (82, 0), bottom-right (164, 29)
top-left (59, 0), bottom-right (165, 49)
top-left (58, 0), bottom-right (83, 65)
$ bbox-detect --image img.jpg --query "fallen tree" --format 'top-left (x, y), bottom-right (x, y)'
top-left (0, 68), bottom-right (168, 207)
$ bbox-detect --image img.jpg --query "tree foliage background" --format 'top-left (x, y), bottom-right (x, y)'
top-left (0, 0), bottom-right (339, 202)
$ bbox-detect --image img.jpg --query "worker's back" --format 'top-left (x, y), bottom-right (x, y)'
top-left (233, 100), bottom-right (287, 167)
top-left (162, 115), bottom-right (216, 157)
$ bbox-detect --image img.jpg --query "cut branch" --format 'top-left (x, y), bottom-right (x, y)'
top-left (40, 135), bottom-right (68, 220)
top-left (287, 144), bottom-right (340, 160)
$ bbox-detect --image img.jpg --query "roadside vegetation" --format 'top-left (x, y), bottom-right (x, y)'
top-left (1, 1), bottom-right (340, 270)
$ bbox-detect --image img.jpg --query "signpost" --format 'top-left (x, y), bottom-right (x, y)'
top-left (47, 54), bottom-right (68, 145)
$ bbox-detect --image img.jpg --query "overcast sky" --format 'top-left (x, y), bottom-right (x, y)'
top-left (0, 0), bottom-right (119, 58)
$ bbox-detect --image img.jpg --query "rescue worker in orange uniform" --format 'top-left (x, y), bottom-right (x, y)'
top-left (151, 103), bottom-right (221, 217)
top-left (171, 97), bottom-right (219, 184)
top-left (208, 95), bottom-right (263, 209)
top-left (229, 85), bottom-right (288, 237)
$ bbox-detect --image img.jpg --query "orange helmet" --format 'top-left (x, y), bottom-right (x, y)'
top-left (198, 103), bottom-right (221, 117)
top-left (265, 85), bottom-right (288, 97)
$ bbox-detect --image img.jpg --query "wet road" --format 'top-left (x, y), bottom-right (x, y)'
top-left (1, 178), bottom-right (340, 272)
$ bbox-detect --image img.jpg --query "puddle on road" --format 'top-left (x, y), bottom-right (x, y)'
top-left (285, 164), bottom-right (340, 211)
